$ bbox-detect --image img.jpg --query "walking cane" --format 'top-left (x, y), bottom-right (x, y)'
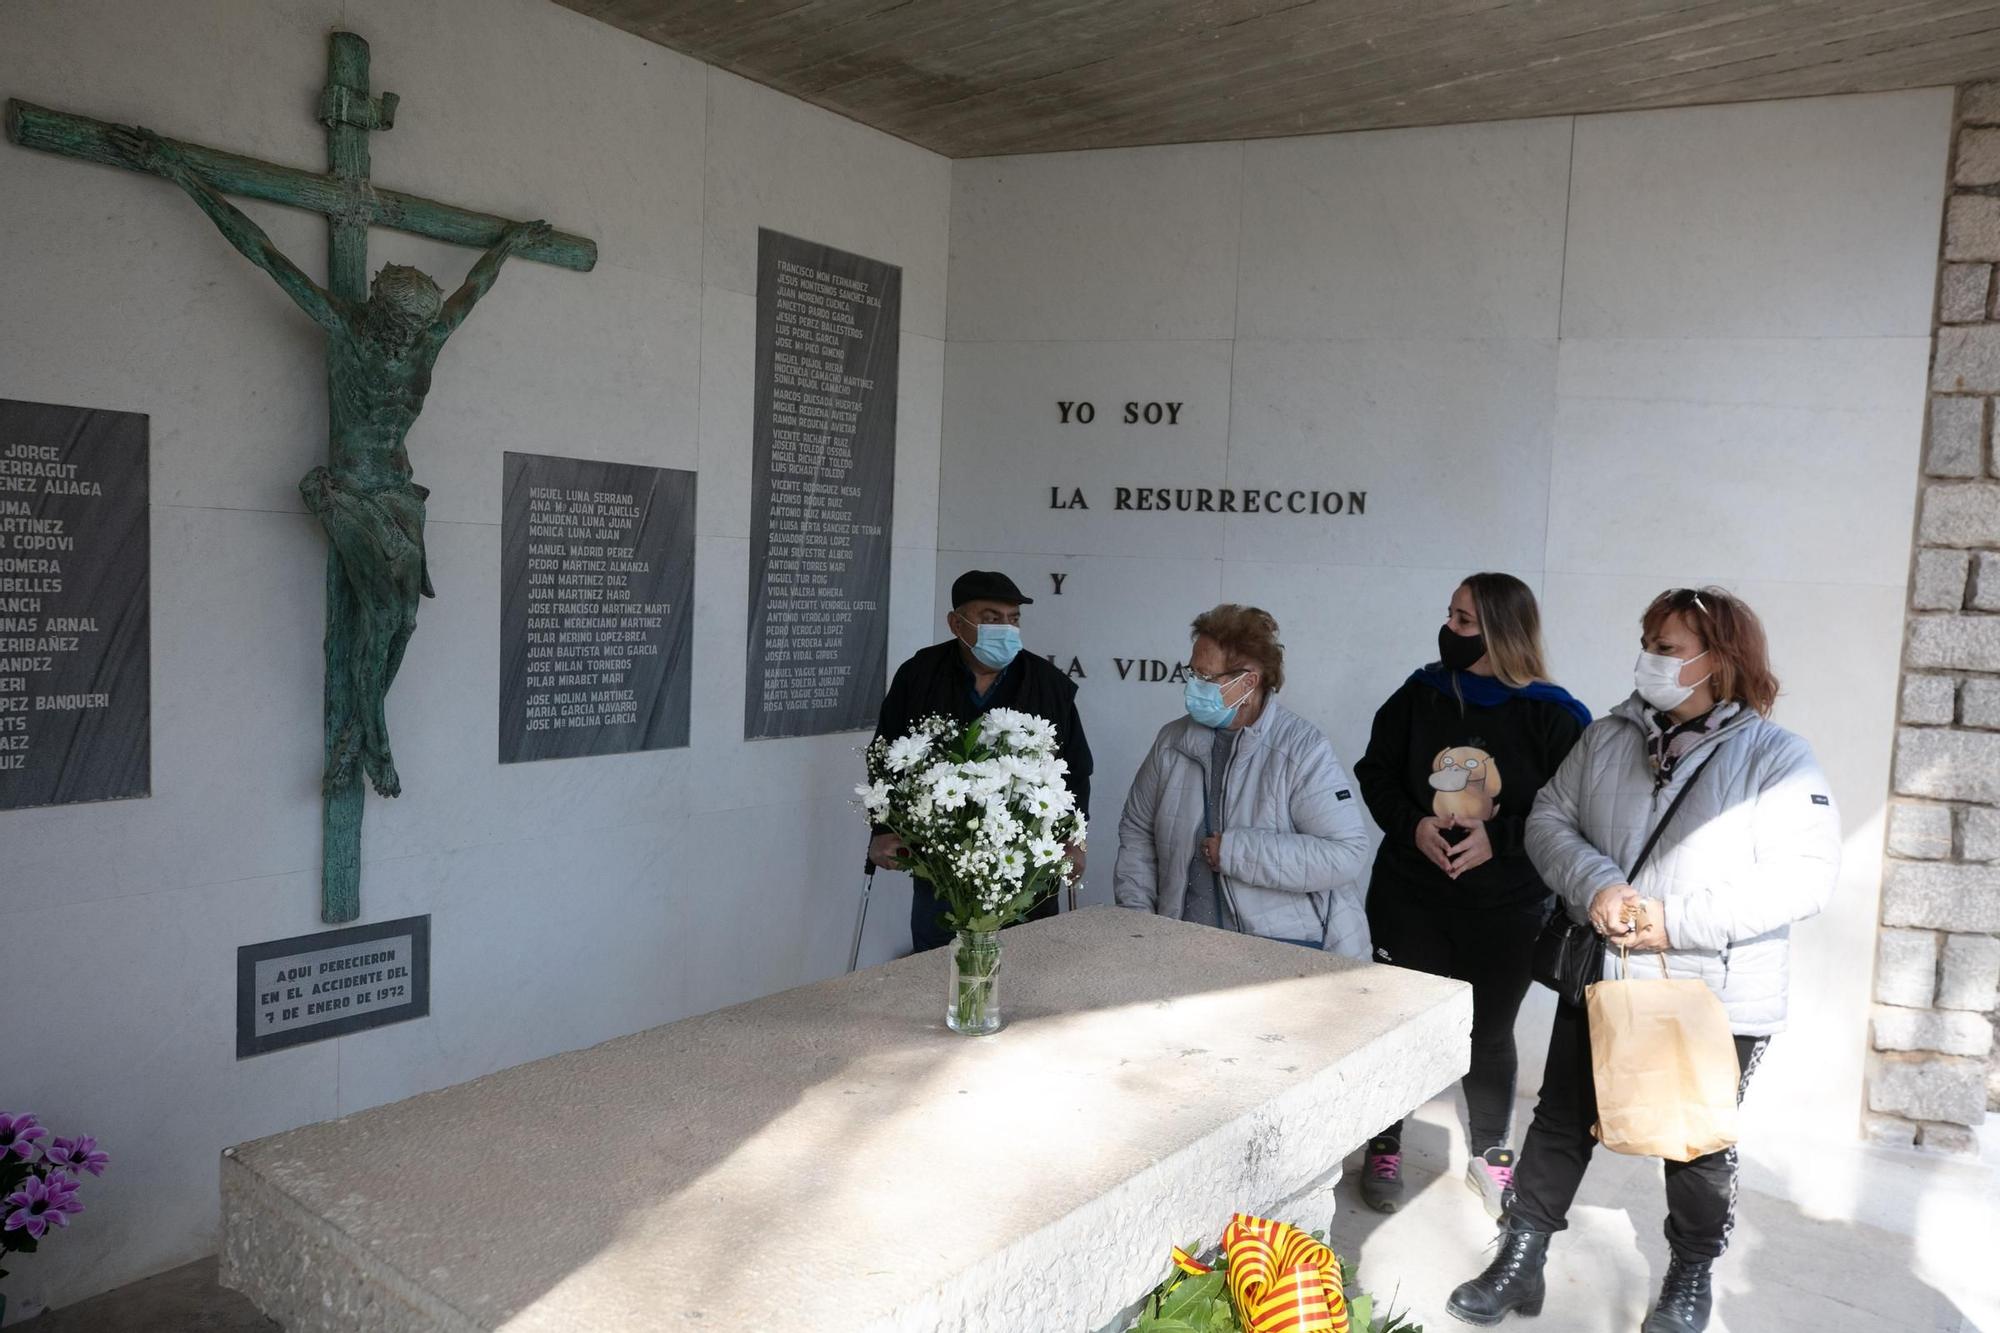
top-left (847, 859), bottom-right (877, 974)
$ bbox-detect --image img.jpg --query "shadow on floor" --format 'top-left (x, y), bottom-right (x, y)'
top-left (1328, 1094), bottom-right (1990, 1333)
top-left (12, 1260), bottom-right (273, 1333)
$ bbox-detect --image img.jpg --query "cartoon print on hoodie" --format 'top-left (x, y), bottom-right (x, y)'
top-left (1429, 744), bottom-right (1501, 822)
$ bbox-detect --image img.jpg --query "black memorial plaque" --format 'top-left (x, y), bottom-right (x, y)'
top-left (237, 915), bottom-right (431, 1058)
top-left (0, 397), bottom-right (149, 810)
top-left (745, 229), bottom-right (900, 739)
top-left (500, 452), bottom-right (695, 763)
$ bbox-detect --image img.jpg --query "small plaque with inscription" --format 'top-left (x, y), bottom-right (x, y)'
top-left (236, 916), bottom-right (431, 1058)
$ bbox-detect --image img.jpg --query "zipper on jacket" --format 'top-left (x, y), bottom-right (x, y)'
top-left (1214, 736), bottom-right (1247, 933)
top-left (1211, 726), bottom-right (1330, 939)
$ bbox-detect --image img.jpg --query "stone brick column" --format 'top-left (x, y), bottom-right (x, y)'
top-left (1874, 82), bottom-right (2000, 1153)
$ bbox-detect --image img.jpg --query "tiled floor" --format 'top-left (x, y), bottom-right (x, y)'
top-left (18, 1092), bottom-right (1997, 1331)
top-left (1326, 1093), bottom-right (2000, 1333)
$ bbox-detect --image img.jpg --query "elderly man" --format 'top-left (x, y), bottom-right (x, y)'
top-left (870, 570), bottom-right (1093, 951)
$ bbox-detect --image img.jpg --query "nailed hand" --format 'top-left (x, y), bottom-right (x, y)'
top-left (507, 218), bottom-right (554, 250)
top-left (108, 124), bottom-right (181, 176)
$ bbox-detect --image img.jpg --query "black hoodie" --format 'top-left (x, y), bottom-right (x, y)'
top-left (1354, 670), bottom-right (1587, 910)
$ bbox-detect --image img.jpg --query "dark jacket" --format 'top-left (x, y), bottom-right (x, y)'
top-left (872, 641), bottom-right (1093, 816)
top-left (1354, 670), bottom-right (1586, 910)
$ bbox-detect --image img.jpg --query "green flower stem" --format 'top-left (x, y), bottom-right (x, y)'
top-left (950, 930), bottom-right (1003, 1034)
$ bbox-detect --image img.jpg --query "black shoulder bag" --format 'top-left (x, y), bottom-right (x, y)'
top-left (1531, 753), bottom-right (1714, 1008)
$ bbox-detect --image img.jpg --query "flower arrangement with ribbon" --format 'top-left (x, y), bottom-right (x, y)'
top-left (1131, 1213), bottom-right (1420, 1333)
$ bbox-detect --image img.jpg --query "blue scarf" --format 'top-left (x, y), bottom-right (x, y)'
top-left (1411, 666), bottom-right (1592, 729)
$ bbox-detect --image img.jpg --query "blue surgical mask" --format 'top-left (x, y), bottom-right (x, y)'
top-left (1184, 675), bottom-right (1248, 729)
top-left (963, 621), bottom-right (1022, 670)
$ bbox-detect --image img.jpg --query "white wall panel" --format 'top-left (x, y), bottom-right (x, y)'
top-left (1238, 119), bottom-right (1572, 341)
top-left (947, 142), bottom-right (1243, 343)
top-left (1562, 91), bottom-right (1952, 340)
top-left (1547, 338), bottom-right (1931, 588)
top-left (1224, 338), bottom-right (1557, 569)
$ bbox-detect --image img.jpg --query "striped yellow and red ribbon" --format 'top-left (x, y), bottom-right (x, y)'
top-left (1171, 1213), bottom-right (1349, 1333)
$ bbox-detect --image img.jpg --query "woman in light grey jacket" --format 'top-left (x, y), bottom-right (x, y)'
top-left (1113, 604), bottom-right (1372, 953)
top-left (1447, 587), bottom-right (1841, 1333)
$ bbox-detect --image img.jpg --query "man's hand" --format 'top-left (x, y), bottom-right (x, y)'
top-left (1444, 818), bottom-right (1492, 879)
top-left (108, 125), bottom-right (183, 179)
top-left (1626, 898), bottom-right (1671, 951)
top-left (1065, 840), bottom-right (1087, 881)
top-left (1414, 816), bottom-right (1454, 874)
top-left (868, 830), bottom-right (909, 871)
top-left (1589, 883), bottom-right (1640, 937)
top-left (1201, 833), bottom-right (1223, 873)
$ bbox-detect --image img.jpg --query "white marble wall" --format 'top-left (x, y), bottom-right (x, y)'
top-left (940, 91), bottom-right (1950, 1149)
top-left (0, 0), bottom-right (947, 1315)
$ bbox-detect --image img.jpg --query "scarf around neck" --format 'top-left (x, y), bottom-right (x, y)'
top-left (1411, 666), bottom-right (1592, 729)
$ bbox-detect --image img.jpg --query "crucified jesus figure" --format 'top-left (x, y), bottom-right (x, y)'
top-left (111, 125), bottom-right (545, 800)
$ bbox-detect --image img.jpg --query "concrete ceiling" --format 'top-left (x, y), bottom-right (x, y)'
top-left (559, 0), bottom-right (2000, 157)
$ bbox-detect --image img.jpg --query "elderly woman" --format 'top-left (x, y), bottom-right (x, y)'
top-left (1445, 587), bottom-right (1841, 1333)
top-left (1113, 604), bottom-right (1371, 953)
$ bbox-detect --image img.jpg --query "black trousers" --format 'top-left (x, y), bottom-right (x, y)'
top-left (1509, 996), bottom-right (1768, 1263)
top-left (909, 881), bottom-right (1058, 952)
top-left (1366, 891), bottom-right (1547, 1151)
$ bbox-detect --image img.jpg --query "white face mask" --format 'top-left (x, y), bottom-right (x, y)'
top-left (1634, 649), bottom-right (1709, 711)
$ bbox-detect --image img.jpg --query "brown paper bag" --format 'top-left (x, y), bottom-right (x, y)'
top-left (1586, 950), bottom-right (1741, 1162)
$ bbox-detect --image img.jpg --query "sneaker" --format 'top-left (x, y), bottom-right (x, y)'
top-left (1360, 1136), bottom-right (1404, 1213)
top-left (1466, 1146), bottom-right (1516, 1221)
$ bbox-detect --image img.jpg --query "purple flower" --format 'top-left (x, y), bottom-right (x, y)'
top-left (3, 1174), bottom-right (82, 1240)
top-left (44, 1136), bottom-right (109, 1178)
top-left (0, 1114), bottom-right (48, 1162)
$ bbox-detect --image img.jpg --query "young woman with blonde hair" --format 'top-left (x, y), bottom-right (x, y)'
top-left (1353, 573), bottom-right (1590, 1217)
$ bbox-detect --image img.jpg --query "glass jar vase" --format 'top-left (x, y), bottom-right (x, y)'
top-left (946, 929), bottom-right (1003, 1035)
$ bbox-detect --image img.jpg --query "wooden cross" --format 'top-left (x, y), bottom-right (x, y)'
top-left (7, 32), bottom-right (596, 923)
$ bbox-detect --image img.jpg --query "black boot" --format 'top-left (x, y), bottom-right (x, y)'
top-left (1641, 1254), bottom-right (1713, 1332)
top-left (1445, 1228), bottom-right (1549, 1326)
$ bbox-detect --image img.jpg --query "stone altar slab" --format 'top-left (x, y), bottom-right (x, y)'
top-left (219, 910), bottom-right (1471, 1333)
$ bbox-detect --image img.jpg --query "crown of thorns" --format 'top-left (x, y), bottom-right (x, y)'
top-left (370, 264), bottom-right (443, 314)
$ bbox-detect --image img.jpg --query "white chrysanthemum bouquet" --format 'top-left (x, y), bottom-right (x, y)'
top-left (858, 708), bottom-right (1086, 935)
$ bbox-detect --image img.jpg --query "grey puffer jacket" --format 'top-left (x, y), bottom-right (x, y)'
top-left (1526, 695), bottom-right (1842, 1035)
top-left (1113, 698), bottom-right (1373, 954)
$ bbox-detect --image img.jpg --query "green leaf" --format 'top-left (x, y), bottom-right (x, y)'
top-left (1368, 1285), bottom-right (1423, 1332)
top-left (1129, 1319), bottom-right (1200, 1333)
top-left (1155, 1271), bottom-right (1226, 1319)
top-left (1347, 1290), bottom-right (1370, 1332)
